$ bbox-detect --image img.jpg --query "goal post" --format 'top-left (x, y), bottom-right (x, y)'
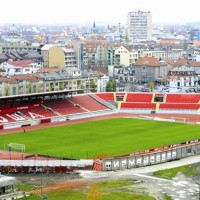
top-left (8, 143), bottom-right (25, 152)
top-left (170, 117), bottom-right (189, 124)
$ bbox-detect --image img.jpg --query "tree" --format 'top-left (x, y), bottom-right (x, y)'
top-left (112, 79), bottom-right (116, 92)
top-left (125, 29), bottom-right (129, 43)
top-left (4, 84), bottom-right (10, 96)
top-left (59, 82), bottom-right (64, 90)
top-left (90, 80), bottom-right (97, 92)
top-left (48, 83), bottom-right (54, 92)
top-left (149, 81), bottom-right (154, 92)
top-left (26, 82), bottom-right (32, 94)
top-left (106, 81), bottom-right (112, 92)
top-left (80, 84), bottom-right (85, 89)
top-left (78, 84), bottom-right (85, 94)
top-left (87, 183), bottom-right (102, 200)
top-left (106, 80), bottom-right (116, 92)
top-left (37, 84), bottom-right (43, 93)
top-left (162, 77), bottom-right (169, 85)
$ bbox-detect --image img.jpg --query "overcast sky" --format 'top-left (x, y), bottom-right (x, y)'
top-left (0, 0), bottom-right (199, 25)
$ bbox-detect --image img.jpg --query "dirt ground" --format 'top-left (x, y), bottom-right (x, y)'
top-left (12, 173), bottom-right (99, 194)
top-left (9, 162), bottom-right (200, 199)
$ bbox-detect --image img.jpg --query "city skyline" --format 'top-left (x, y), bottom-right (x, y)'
top-left (0, 0), bottom-right (200, 25)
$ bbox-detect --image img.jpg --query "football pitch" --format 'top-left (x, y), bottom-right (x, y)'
top-left (0, 118), bottom-right (200, 159)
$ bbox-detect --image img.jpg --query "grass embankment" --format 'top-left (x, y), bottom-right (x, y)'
top-left (153, 165), bottom-right (197, 179)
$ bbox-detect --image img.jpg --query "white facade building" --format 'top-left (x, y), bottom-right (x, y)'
top-left (168, 66), bottom-right (198, 92)
top-left (126, 10), bottom-right (152, 43)
top-left (97, 75), bottom-right (109, 92)
top-left (0, 60), bottom-right (42, 76)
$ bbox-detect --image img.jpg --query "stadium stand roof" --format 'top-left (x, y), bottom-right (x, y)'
top-left (0, 89), bottom-right (84, 101)
top-left (0, 175), bottom-right (17, 187)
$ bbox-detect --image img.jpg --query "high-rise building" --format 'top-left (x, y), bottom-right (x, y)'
top-left (126, 10), bottom-right (152, 43)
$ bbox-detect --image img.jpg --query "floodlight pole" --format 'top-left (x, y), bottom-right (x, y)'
top-left (196, 182), bottom-right (200, 200)
top-left (41, 173), bottom-right (43, 196)
top-left (199, 183), bottom-right (200, 200)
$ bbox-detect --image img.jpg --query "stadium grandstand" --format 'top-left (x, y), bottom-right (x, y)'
top-left (0, 90), bottom-right (117, 130)
top-left (1, 91), bottom-right (200, 130)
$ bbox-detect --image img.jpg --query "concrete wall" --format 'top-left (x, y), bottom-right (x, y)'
top-left (103, 142), bottom-right (200, 171)
top-left (49, 46), bottom-right (65, 68)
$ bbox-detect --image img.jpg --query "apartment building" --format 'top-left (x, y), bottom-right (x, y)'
top-left (0, 60), bottom-right (42, 76)
top-left (126, 10), bottom-right (152, 43)
top-left (115, 46), bottom-right (132, 66)
top-left (41, 45), bottom-right (77, 68)
top-left (96, 45), bottom-right (109, 67)
top-left (0, 42), bottom-right (40, 54)
top-left (167, 49), bottom-right (183, 60)
top-left (114, 46), bottom-right (153, 66)
top-left (113, 46), bottom-right (184, 67)
top-left (40, 69), bottom-right (98, 92)
top-left (0, 77), bottom-right (18, 96)
top-left (107, 45), bottom-right (118, 66)
top-left (0, 68), bottom-right (98, 96)
top-left (91, 67), bottom-right (109, 92)
top-left (134, 56), bottom-right (161, 83)
top-left (63, 48), bottom-right (77, 68)
top-left (168, 66), bottom-right (198, 91)
top-left (152, 51), bottom-right (167, 60)
top-left (41, 44), bottom-right (55, 67)
top-left (84, 43), bottom-right (99, 68)
top-left (115, 65), bottom-right (135, 83)
top-left (15, 75), bottom-right (43, 95)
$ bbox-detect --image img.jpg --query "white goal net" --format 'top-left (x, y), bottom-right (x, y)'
top-left (7, 143), bottom-right (26, 152)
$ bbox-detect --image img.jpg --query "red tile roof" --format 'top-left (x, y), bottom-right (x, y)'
top-left (13, 75), bottom-right (38, 82)
top-left (0, 77), bottom-right (17, 84)
top-left (6, 60), bottom-right (36, 67)
top-left (166, 58), bottom-right (188, 66)
top-left (135, 56), bottom-right (160, 67)
top-left (188, 61), bottom-right (200, 67)
top-left (193, 41), bottom-right (200, 46)
top-left (159, 40), bottom-right (181, 45)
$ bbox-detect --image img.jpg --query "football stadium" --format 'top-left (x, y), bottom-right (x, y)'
top-left (0, 91), bottom-right (200, 173)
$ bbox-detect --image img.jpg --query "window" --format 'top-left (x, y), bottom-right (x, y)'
top-left (15, 69), bottom-right (21, 72)
top-left (13, 87), bottom-right (16, 95)
top-left (33, 85), bottom-right (36, 93)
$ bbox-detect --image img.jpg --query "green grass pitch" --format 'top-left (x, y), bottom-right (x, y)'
top-left (0, 118), bottom-right (200, 159)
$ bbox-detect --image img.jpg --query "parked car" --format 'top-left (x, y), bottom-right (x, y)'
top-left (161, 87), bottom-right (169, 92)
top-left (186, 88), bottom-right (195, 93)
top-left (143, 88), bottom-right (151, 92)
